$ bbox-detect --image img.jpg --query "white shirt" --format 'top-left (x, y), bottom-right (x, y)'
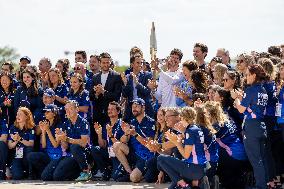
top-left (101, 72), bottom-right (109, 88)
top-left (155, 69), bottom-right (183, 107)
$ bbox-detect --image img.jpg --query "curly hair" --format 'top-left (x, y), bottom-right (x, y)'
top-left (204, 101), bottom-right (228, 127)
top-left (225, 70), bottom-right (242, 89)
top-left (14, 107), bottom-right (35, 130)
top-left (258, 58), bottom-right (276, 81)
top-left (180, 107), bottom-right (196, 124)
top-left (182, 60), bottom-right (198, 72)
top-left (170, 48), bottom-right (183, 61)
top-left (190, 70), bottom-right (208, 93)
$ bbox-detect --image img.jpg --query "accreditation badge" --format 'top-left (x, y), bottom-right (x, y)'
top-left (108, 146), bottom-right (115, 158)
top-left (15, 147), bottom-right (24, 159)
top-left (275, 103), bottom-right (282, 117)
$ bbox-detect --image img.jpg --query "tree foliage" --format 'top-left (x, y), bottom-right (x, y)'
top-left (0, 46), bottom-right (20, 63)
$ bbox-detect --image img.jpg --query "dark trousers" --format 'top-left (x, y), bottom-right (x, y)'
top-left (27, 152), bottom-right (50, 178)
top-left (217, 147), bottom-right (250, 188)
top-left (0, 141), bottom-right (8, 179)
top-left (90, 146), bottom-right (110, 171)
top-left (157, 154), bottom-right (205, 189)
top-left (243, 120), bottom-right (269, 189)
top-left (10, 147), bottom-right (33, 180)
top-left (41, 158), bottom-right (61, 181)
top-left (53, 157), bottom-right (81, 181)
top-left (264, 115), bottom-right (277, 181)
top-left (270, 129), bottom-right (284, 176)
top-left (144, 155), bottom-right (159, 183)
top-left (90, 145), bottom-right (123, 180)
top-left (70, 144), bottom-right (89, 171)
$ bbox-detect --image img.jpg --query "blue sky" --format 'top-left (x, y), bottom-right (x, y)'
top-left (1, 0), bottom-right (283, 67)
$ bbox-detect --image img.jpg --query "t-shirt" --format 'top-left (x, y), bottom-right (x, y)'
top-left (241, 83), bottom-right (268, 120)
top-left (213, 121), bottom-right (247, 161)
top-left (63, 115), bottom-right (89, 140)
top-left (129, 116), bottom-right (156, 160)
top-left (102, 119), bottom-right (124, 147)
top-left (42, 123), bottom-right (64, 160)
top-left (183, 124), bottom-right (206, 165)
top-left (67, 89), bottom-right (90, 119)
top-left (8, 125), bottom-right (35, 148)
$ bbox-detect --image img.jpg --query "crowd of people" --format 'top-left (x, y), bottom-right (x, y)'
top-left (0, 43), bottom-right (284, 189)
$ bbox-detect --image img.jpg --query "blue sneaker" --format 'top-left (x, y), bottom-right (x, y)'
top-left (75, 172), bottom-right (92, 181)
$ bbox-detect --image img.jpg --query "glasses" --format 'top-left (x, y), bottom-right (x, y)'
top-left (236, 59), bottom-right (244, 64)
top-left (74, 67), bottom-right (81, 71)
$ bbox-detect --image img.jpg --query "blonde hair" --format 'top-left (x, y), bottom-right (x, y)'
top-left (204, 101), bottom-right (228, 126)
top-left (180, 107), bottom-right (196, 124)
top-left (214, 63), bottom-right (228, 84)
top-left (195, 106), bottom-right (216, 134)
top-left (14, 107), bottom-right (35, 130)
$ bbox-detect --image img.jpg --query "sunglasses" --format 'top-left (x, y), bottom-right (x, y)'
top-left (236, 59), bottom-right (244, 64)
top-left (73, 67), bottom-right (81, 71)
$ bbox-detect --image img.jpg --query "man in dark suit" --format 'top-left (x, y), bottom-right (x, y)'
top-left (121, 56), bottom-right (154, 122)
top-left (90, 52), bottom-right (123, 127)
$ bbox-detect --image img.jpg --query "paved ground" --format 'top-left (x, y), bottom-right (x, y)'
top-left (0, 180), bottom-right (169, 189)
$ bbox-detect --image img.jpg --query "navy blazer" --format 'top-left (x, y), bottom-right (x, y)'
top-left (122, 71), bottom-right (154, 122)
top-left (90, 70), bottom-right (123, 124)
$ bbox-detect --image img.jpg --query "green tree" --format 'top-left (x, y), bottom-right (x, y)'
top-left (0, 46), bottom-right (20, 63)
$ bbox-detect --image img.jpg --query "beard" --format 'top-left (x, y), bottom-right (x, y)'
top-left (132, 110), bottom-right (142, 117)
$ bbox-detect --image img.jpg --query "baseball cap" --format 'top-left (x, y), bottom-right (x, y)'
top-left (20, 56), bottom-right (31, 64)
top-left (43, 88), bottom-right (55, 97)
top-left (43, 104), bottom-right (58, 112)
top-left (132, 98), bottom-right (145, 106)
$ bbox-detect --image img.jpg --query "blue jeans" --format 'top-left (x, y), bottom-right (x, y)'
top-left (10, 147), bottom-right (33, 180)
top-left (27, 152), bottom-right (50, 178)
top-left (53, 157), bottom-right (81, 181)
top-left (70, 144), bottom-right (89, 171)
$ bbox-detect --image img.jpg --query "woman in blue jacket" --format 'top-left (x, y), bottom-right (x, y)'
top-left (14, 69), bottom-right (44, 122)
top-left (232, 64), bottom-right (270, 189)
top-left (0, 72), bottom-right (16, 126)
